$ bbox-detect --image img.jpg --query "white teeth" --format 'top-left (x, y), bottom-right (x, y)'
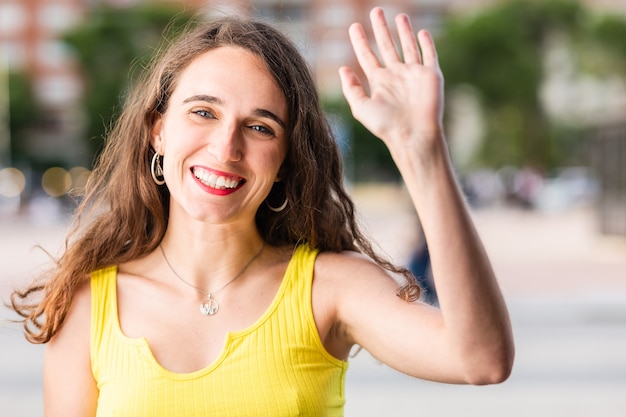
top-left (193, 168), bottom-right (240, 190)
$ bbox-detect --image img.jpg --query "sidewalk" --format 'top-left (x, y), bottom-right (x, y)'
top-left (347, 184), bottom-right (626, 417)
top-left (350, 184), bottom-right (626, 300)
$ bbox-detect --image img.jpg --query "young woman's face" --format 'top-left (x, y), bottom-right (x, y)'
top-left (151, 46), bottom-right (288, 224)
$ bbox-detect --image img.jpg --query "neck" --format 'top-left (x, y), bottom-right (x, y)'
top-left (159, 221), bottom-right (265, 292)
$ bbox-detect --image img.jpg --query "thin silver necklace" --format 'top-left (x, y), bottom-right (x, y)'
top-left (159, 242), bottom-right (264, 316)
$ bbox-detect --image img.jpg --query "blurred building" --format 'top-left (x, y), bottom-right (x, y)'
top-left (155, 0), bottom-right (452, 97)
top-left (0, 0), bottom-right (84, 106)
top-left (1, 0), bottom-right (625, 168)
top-left (0, 0), bottom-right (86, 168)
top-left (0, 0), bottom-right (452, 173)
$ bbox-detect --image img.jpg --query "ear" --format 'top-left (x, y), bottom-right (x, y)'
top-left (150, 116), bottom-right (164, 153)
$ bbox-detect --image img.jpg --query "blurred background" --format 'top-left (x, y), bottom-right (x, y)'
top-left (1, 0), bottom-right (625, 416)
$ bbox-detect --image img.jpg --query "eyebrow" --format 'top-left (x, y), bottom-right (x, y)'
top-left (183, 94), bottom-right (287, 130)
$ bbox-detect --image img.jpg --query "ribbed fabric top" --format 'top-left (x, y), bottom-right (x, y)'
top-left (90, 244), bottom-right (348, 416)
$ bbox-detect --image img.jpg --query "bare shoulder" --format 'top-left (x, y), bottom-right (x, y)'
top-left (45, 277), bottom-right (92, 373)
top-left (313, 250), bottom-right (400, 292)
top-left (311, 250), bottom-right (403, 321)
top-left (48, 277), bottom-right (91, 347)
top-left (311, 250), bottom-right (412, 356)
top-left (45, 277), bottom-right (97, 416)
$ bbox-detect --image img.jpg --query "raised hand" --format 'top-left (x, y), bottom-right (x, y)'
top-left (339, 8), bottom-right (444, 157)
top-left (336, 8), bottom-right (515, 384)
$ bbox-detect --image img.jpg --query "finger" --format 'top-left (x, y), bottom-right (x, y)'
top-left (370, 7), bottom-right (401, 66)
top-left (417, 30), bottom-right (440, 68)
top-left (395, 13), bottom-right (421, 65)
top-left (348, 22), bottom-right (381, 76)
top-left (338, 66), bottom-right (368, 112)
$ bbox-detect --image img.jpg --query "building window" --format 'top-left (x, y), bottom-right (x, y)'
top-left (38, 3), bottom-right (81, 34)
top-left (35, 74), bottom-right (82, 106)
top-left (256, 3), bottom-right (307, 22)
top-left (37, 40), bottom-right (73, 70)
top-left (0, 2), bottom-right (27, 36)
top-left (0, 40), bottom-right (27, 70)
top-left (316, 5), bottom-right (354, 28)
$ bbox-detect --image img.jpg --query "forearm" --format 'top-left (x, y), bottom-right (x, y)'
top-left (339, 7), bottom-right (514, 383)
top-left (393, 133), bottom-right (515, 383)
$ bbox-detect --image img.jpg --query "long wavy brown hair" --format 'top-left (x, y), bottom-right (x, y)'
top-left (9, 15), bottom-right (419, 344)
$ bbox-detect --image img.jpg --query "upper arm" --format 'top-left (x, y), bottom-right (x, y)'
top-left (44, 280), bottom-right (98, 417)
top-left (316, 252), bottom-right (459, 382)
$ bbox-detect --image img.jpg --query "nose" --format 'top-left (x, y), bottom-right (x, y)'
top-left (207, 122), bottom-right (242, 163)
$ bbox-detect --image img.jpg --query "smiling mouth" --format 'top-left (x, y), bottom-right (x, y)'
top-left (192, 167), bottom-right (245, 190)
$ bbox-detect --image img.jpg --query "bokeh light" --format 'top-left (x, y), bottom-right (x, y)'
top-left (41, 167), bottom-right (71, 197)
top-left (69, 166), bottom-right (91, 193)
top-left (0, 167), bottom-right (26, 198)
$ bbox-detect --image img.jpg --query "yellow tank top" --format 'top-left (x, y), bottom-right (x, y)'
top-left (90, 244), bottom-right (348, 416)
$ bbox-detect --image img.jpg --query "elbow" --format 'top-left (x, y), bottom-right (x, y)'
top-left (462, 342), bottom-right (515, 386)
top-left (468, 358), bottom-right (514, 386)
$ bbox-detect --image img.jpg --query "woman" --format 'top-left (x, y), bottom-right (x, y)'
top-left (11, 7), bottom-right (514, 416)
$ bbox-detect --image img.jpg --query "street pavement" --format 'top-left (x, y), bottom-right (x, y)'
top-left (1, 184), bottom-right (625, 416)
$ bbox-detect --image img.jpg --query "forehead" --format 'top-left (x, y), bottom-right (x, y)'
top-left (171, 46), bottom-right (287, 112)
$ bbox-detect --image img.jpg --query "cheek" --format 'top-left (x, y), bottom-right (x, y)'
top-left (268, 149), bottom-right (287, 178)
top-left (274, 138), bottom-right (289, 168)
top-left (160, 139), bottom-right (185, 176)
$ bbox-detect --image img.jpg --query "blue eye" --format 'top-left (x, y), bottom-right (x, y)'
top-left (193, 110), bottom-right (214, 118)
top-left (249, 125), bottom-right (275, 136)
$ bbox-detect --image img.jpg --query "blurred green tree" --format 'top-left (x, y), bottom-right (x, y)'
top-left (7, 72), bottom-right (39, 165)
top-left (436, 0), bottom-right (593, 171)
top-left (323, 98), bottom-right (400, 182)
top-left (63, 4), bottom-right (192, 164)
top-left (326, 0), bottom-right (626, 181)
top-left (584, 13), bottom-right (626, 75)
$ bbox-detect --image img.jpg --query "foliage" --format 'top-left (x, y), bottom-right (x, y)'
top-left (57, 1), bottom-right (626, 178)
top-left (435, 0), bottom-right (597, 171)
top-left (326, 0), bottom-right (626, 178)
top-left (582, 14), bottom-right (626, 75)
top-left (7, 72), bottom-right (39, 165)
top-left (62, 5), bottom-right (193, 162)
top-left (323, 98), bottom-right (401, 182)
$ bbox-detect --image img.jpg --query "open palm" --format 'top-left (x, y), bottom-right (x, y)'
top-left (339, 8), bottom-right (444, 154)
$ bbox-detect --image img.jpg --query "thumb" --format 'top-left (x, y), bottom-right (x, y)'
top-left (338, 66), bottom-right (368, 114)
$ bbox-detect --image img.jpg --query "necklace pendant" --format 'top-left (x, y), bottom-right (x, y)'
top-left (200, 296), bottom-right (219, 316)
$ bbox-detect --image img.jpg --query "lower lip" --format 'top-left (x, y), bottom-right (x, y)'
top-left (192, 173), bottom-right (243, 196)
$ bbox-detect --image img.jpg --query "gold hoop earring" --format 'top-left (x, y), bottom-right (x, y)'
top-left (151, 153), bottom-right (165, 185)
top-left (266, 196), bottom-right (288, 212)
